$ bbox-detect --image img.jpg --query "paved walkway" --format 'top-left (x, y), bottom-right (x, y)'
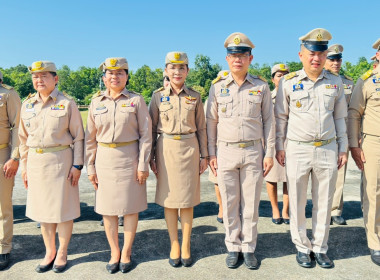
top-left (1, 158), bottom-right (378, 279)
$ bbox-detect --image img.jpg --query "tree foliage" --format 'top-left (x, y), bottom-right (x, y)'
top-left (1, 56), bottom-right (375, 103)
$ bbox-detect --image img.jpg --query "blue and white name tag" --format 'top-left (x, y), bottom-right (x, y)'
top-left (25, 103), bottom-right (35, 112)
top-left (161, 96), bottom-right (170, 102)
top-left (293, 84), bottom-right (304, 91)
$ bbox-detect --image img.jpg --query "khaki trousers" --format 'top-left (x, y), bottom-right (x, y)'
top-left (286, 140), bottom-right (338, 254)
top-left (361, 134), bottom-right (380, 250)
top-left (0, 147), bottom-right (14, 254)
top-left (331, 150), bottom-right (349, 216)
top-left (217, 142), bottom-right (263, 253)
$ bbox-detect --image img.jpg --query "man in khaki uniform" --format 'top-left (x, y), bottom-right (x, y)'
top-left (324, 44), bottom-right (354, 226)
top-left (348, 38), bottom-right (380, 266)
top-left (207, 32), bottom-right (275, 270)
top-left (371, 55), bottom-right (379, 69)
top-left (0, 70), bottom-right (21, 270)
top-left (275, 28), bottom-right (348, 269)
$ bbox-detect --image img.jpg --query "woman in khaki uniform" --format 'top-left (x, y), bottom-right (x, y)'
top-left (265, 64), bottom-right (289, 225)
top-left (19, 61), bottom-right (84, 273)
top-left (85, 57), bottom-right (152, 274)
top-left (149, 52), bottom-right (208, 267)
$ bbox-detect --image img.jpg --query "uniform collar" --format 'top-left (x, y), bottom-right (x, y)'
top-left (168, 84), bottom-right (189, 95)
top-left (225, 72), bottom-right (253, 87)
top-left (103, 88), bottom-right (129, 99)
top-left (299, 68), bottom-right (326, 81)
top-left (35, 87), bottom-right (59, 103)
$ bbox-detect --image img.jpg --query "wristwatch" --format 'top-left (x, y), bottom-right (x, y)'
top-left (73, 165), bottom-right (83, 170)
top-left (12, 158), bottom-right (20, 161)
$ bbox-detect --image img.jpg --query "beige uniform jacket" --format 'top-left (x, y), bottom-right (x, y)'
top-left (19, 88), bottom-right (84, 172)
top-left (275, 69), bottom-right (348, 153)
top-left (149, 85), bottom-right (208, 158)
top-left (0, 84), bottom-right (21, 159)
top-left (85, 88), bottom-right (152, 174)
top-left (348, 68), bottom-right (380, 147)
top-left (207, 73), bottom-right (275, 157)
top-left (341, 74), bottom-right (354, 106)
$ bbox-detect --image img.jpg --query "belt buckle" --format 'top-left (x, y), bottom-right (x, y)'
top-left (109, 143), bottom-right (117, 148)
top-left (314, 141), bottom-right (322, 147)
top-left (173, 135), bottom-right (181, 140)
top-left (239, 143), bottom-right (246, 148)
top-left (36, 148), bottom-right (43, 154)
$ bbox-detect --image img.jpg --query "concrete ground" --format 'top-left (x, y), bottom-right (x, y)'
top-left (1, 157), bottom-right (379, 279)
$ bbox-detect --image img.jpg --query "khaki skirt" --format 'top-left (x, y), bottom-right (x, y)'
top-left (95, 142), bottom-right (147, 216)
top-left (155, 134), bottom-right (200, 208)
top-left (26, 147), bottom-right (80, 223)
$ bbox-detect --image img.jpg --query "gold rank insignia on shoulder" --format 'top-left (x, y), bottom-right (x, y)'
top-left (257, 75), bottom-right (266, 82)
top-left (285, 72), bottom-right (297, 80)
top-left (92, 91), bottom-right (101, 99)
top-left (249, 90), bottom-right (262, 96)
top-left (2, 84), bottom-right (13, 90)
top-left (153, 87), bottom-right (164, 93)
top-left (51, 104), bottom-right (65, 110)
top-left (361, 69), bottom-right (373, 81)
top-left (325, 84), bottom-right (338, 89)
top-left (212, 76), bottom-right (221, 84)
top-left (296, 100), bottom-right (302, 108)
top-left (223, 71), bottom-right (229, 77)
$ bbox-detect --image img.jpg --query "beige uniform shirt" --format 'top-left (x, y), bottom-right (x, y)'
top-left (348, 68), bottom-right (380, 147)
top-left (275, 69), bottom-right (348, 153)
top-left (149, 85), bottom-right (208, 158)
top-left (207, 73), bottom-right (275, 157)
top-left (19, 88), bottom-right (84, 172)
top-left (85, 88), bottom-right (152, 174)
top-left (0, 84), bottom-right (21, 159)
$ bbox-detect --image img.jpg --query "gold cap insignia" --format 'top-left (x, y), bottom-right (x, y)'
top-left (174, 53), bottom-right (181, 60)
top-left (279, 64), bottom-right (285, 70)
top-left (316, 32), bottom-right (323, 41)
top-left (233, 36), bottom-right (241, 45)
top-left (334, 46), bottom-right (339, 53)
top-left (110, 58), bottom-right (118, 67)
top-left (32, 61), bottom-right (44, 71)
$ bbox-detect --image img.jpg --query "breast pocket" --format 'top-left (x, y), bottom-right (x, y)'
top-left (21, 112), bottom-right (37, 133)
top-left (217, 95), bottom-right (233, 117)
top-left (118, 106), bottom-right (136, 123)
top-left (246, 95), bottom-right (262, 118)
top-left (323, 91), bottom-right (337, 111)
top-left (0, 102), bottom-right (6, 121)
top-left (159, 103), bottom-right (174, 124)
top-left (369, 92), bottom-right (380, 112)
top-left (93, 107), bottom-right (109, 127)
top-left (49, 110), bottom-right (68, 130)
top-left (290, 91), bottom-right (309, 113)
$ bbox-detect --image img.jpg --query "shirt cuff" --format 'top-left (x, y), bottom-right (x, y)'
top-left (138, 161), bottom-right (149, 172)
top-left (87, 164), bottom-right (96, 175)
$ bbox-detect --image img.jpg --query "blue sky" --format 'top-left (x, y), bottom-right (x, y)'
top-left (1, 0), bottom-right (378, 71)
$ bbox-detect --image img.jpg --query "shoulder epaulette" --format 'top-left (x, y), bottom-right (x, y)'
top-left (343, 74), bottom-right (353, 81)
top-left (361, 69), bottom-right (373, 81)
top-left (285, 72), bottom-right (297, 80)
top-left (23, 93), bottom-right (36, 103)
top-left (61, 91), bottom-right (73, 99)
top-left (212, 76), bottom-right (221, 84)
top-left (219, 70), bottom-right (229, 79)
top-left (2, 84), bottom-right (13, 90)
top-left (153, 87), bottom-right (164, 93)
top-left (128, 90), bottom-right (140, 96)
top-left (257, 75), bottom-right (267, 82)
top-left (92, 91), bottom-right (101, 99)
top-left (327, 70), bottom-right (339, 76)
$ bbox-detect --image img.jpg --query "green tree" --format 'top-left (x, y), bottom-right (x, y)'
top-left (342, 57), bottom-right (372, 83)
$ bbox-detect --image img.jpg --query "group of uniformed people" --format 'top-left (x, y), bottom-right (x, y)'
top-left (0, 28), bottom-right (379, 274)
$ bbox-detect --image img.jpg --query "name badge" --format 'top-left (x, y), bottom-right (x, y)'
top-left (373, 78), bottom-right (380, 83)
top-left (96, 103), bottom-right (106, 110)
top-left (25, 103), bottom-right (35, 112)
top-left (161, 96), bottom-right (170, 102)
top-left (293, 84), bottom-right (304, 91)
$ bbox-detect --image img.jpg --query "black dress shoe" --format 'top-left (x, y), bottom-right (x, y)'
top-left (370, 249), bottom-right (380, 266)
top-left (120, 261), bottom-right (133, 273)
top-left (226, 252), bottom-right (239, 268)
top-left (296, 251), bottom-right (312, 268)
top-left (0, 253), bottom-right (10, 271)
top-left (243, 252), bottom-right (258, 269)
top-left (181, 257), bottom-right (192, 267)
top-left (169, 257), bottom-right (181, 267)
top-left (331, 216), bottom-right (347, 225)
top-left (35, 256), bottom-right (56, 273)
top-left (272, 218), bottom-right (283, 225)
top-left (52, 262), bottom-right (67, 273)
top-left (106, 262), bottom-right (120, 274)
top-left (314, 253), bottom-right (333, 268)
top-left (283, 218), bottom-right (290, 225)
top-left (216, 217), bottom-right (223, 224)
top-left (100, 219), bottom-right (104, 226)
top-left (118, 216), bottom-right (124, 226)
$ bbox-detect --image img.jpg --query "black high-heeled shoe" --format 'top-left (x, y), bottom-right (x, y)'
top-left (35, 255), bottom-right (56, 273)
top-left (181, 257), bottom-right (193, 267)
top-left (106, 253), bottom-right (121, 274)
top-left (119, 260), bottom-right (133, 273)
top-left (52, 258), bottom-right (67, 273)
